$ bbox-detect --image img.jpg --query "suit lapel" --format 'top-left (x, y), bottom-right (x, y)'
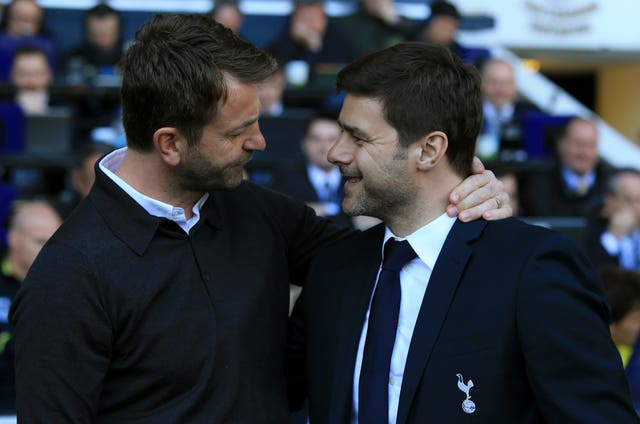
top-left (396, 220), bottom-right (486, 424)
top-left (328, 225), bottom-right (385, 423)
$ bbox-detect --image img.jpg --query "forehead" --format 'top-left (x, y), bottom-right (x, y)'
top-left (566, 121), bottom-right (597, 141)
top-left (210, 76), bottom-right (260, 126)
top-left (14, 52), bottom-right (48, 68)
top-left (11, 0), bottom-right (40, 17)
top-left (485, 62), bottom-right (513, 79)
top-left (308, 118), bottom-right (339, 133)
top-left (88, 14), bottom-right (119, 27)
top-left (340, 94), bottom-right (384, 122)
top-left (618, 174), bottom-right (640, 193)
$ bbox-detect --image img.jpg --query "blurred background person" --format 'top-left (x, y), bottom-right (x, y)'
top-left (267, 0), bottom-right (355, 88)
top-left (476, 58), bottom-right (539, 162)
top-left (273, 110), bottom-right (352, 228)
top-left (1, 0), bottom-right (46, 37)
top-left (521, 117), bottom-right (614, 217)
top-left (64, 4), bottom-right (124, 78)
top-left (0, 199), bottom-right (62, 414)
top-left (211, 0), bottom-right (244, 33)
top-left (336, 0), bottom-right (417, 57)
top-left (416, 0), bottom-right (489, 68)
top-left (8, 45), bottom-right (53, 114)
top-left (55, 142), bottom-right (114, 219)
top-left (258, 65), bottom-right (287, 117)
top-left (0, 0), bottom-right (56, 80)
top-left (587, 169), bottom-right (640, 272)
top-left (600, 264), bottom-right (640, 368)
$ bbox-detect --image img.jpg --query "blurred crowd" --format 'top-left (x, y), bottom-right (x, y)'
top-left (0, 0), bottom-right (639, 417)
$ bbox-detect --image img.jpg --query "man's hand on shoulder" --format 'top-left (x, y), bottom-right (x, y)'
top-left (446, 157), bottom-right (512, 222)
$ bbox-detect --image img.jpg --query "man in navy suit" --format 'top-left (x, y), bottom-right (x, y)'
top-left (287, 43), bottom-right (638, 423)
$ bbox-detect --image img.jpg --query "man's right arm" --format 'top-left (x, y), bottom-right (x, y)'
top-left (10, 241), bottom-right (111, 421)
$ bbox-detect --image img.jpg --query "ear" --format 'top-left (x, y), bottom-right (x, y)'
top-left (153, 127), bottom-right (186, 167)
top-left (415, 131), bottom-right (448, 171)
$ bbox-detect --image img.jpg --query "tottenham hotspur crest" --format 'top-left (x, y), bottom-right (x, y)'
top-left (456, 373), bottom-right (476, 414)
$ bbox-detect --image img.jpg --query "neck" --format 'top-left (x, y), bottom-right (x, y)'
top-left (385, 169), bottom-right (462, 238)
top-left (115, 149), bottom-right (201, 216)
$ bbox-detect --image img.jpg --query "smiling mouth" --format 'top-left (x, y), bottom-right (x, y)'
top-left (343, 176), bottom-right (362, 187)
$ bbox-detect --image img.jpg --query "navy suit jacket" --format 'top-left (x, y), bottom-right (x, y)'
top-left (288, 218), bottom-right (638, 423)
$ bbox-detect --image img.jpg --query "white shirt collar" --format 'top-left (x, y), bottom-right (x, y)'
top-left (561, 166), bottom-right (595, 192)
top-left (483, 100), bottom-right (515, 123)
top-left (383, 213), bottom-right (457, 271)
top-left (98, 147), bottom-right (209, 234)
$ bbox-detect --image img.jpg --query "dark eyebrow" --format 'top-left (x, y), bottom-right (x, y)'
top-left (338, 120), bottom-right (370, 140)
top-left (226, 116), bottom-right (259, 135)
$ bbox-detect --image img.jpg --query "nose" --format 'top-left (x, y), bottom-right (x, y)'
top-left (244, 124), bottom-right (266, 152)
top-left (327, 133), bottom-right (353, 166)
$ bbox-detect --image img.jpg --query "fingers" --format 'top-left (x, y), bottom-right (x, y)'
top-left (482, 193), bottom-right (513, 221)
top-left (448, 169), bottom-right (514, 222)
top-left (448, 170), bottom-right (496, 208)
top-left (470, 156), bottom-right (485, 174)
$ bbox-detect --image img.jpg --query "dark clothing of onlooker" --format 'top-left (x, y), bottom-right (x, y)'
top-left (267, 20), bottom-right (356, 84)
top-left (336, 11), bottom-right (417, 57)
top-left (65, 40), bottom-right (123, 71)
top-left (520, 161), bottom-right (615, 217)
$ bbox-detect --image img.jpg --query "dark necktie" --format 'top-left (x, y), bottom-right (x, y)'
top-left (359, 239), bottom-right (417, 424)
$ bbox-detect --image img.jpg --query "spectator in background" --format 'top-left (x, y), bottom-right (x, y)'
top-left (274, 110), bottom-right (352, 228)
top-left (0, 199), bottom-right (62, 413)
top-left (0, 0), bottom-right (55, 80)
top-left (521, 117), bottom-right (614, 217)
top-left (267, 0), bottom-right (356, 87)
top-left (258, 65), bottom-right (287, 117)
top-left (1, 0), bottom-right (45, 37)
top-left (600, 265), bottom-right (640, 368)
top-left (8, 45), bottom-right (52, 114)
top-left (416, 0), bottom-right (489, 68)
top-left (65, 4), bottom-right (124, 77)
top-left (56, 142), bottom-right (115, 219)
top-left (476, 59), bottom-right (539, 162)
top-left (587, 169), bottom-right (640, 272)
top-left (336, 0), bottom-right (418, 57)
top-left (211, 0), bottom-right (244, 33)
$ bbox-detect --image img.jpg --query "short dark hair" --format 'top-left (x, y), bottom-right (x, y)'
top-left (119, 13), bottom-right (277, 151)
top-left (429, 1), bottom-right (461, 21)
top-left (599, 265), bottom-right (640, 323)
top-left (336, 42), bottom-right (482, 177)
top-left (85, 3), bottom-right (119, 21)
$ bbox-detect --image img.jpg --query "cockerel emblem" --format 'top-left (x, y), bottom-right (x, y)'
top-left (456, 373), bottom-right (476, 414)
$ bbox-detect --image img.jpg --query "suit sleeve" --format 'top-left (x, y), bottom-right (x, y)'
top-left (517, 232), bottom-right (639, 423)
top-left (9, 241), bottom-right (112, 422)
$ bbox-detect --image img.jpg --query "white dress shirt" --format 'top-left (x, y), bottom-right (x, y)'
top-left (99, 147), bottom-right (209, 234)
top-left (352, 213), bottom-right (457, 424)
top-left (601, 229), bottom-right (640, 271)
top-left (561, 166), bottom-right (595, 195)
